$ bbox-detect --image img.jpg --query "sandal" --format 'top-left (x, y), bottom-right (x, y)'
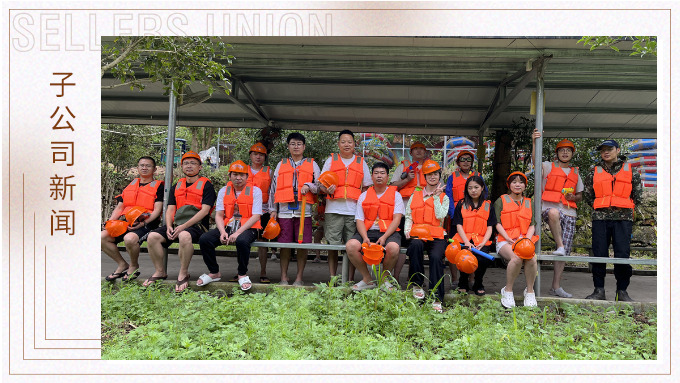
top-left (351, 280), bottom-right (377, 291)
top-left (105, 270), bottom-right (127, 281)
top-left (142, 275), bottom-right (167, 287)
top-left (175, 274), bottom-right (191, 293)
top-left (122, 269), bottom-right (140, 282)
top-left (474, 289), bottom-right (486, 296)
top-left (412, 287), bottom-right (425, 300)
top-left (238, 276), bottom-right (252, 291)
top-left (432, 301), bottom-right (443, 313)
top-left (196, 273), bottom-right (221, 286)
top-left (260, 276), bottom-right (271, 284)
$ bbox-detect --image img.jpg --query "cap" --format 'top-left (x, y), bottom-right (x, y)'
top-left (597, 139), bottom-right (619, 150)
top-left (410, 141), bottom-right (426, 151)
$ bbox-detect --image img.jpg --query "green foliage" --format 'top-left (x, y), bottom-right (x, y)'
top-left (101, 37), bottom-right (234, 96)
top-left (578, 36), bottom-right (657, 57)
top-left (102, 283), bottom-right (657, 360)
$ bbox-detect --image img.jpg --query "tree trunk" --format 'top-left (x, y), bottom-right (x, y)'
top-left (491, 130), bottom-right (513, 202)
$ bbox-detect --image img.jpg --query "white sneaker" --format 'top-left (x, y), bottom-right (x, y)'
top-left (552, 247), bottom-right (566, 256)
top-left (500, 287), bottom-right (515, 308)
top-left (549, 287), bottom-right (573, 298)
top-left (523, 287), bottom-right (537, 307)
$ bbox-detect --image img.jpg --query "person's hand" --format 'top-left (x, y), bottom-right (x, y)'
top-left (532, 128), bottom-right (541, 141)
top-left (405, 232), bottom-right (410, 240)
top-left (362, 236), bottom-right (371, 244)
top-left (475, 243), bottom-right (484, 250)
top-left (166, 226), bottom-right (175, 239)
top-left (376, 235), bottom-right (387, 246)
top-left (434, 183), bottom-right (444, 195)
top-left (407, 170), bottom-right (415, 180)
top-left (300, 184), bottom-right (310, 195)
top-left (270, 211), bottom-right (277, 220)
top-left (565, 193), bottom-right (575, 201)
top-left (227, 232), bottom-right (239, 244)
top-left (326, 184), bottom-right (337, 194)
top-left (220, 232), bottom-right (229, 244)
top-left (464, 241), bottom-right (473, 249)
top-left (128, 221), bottom-right (144, 231)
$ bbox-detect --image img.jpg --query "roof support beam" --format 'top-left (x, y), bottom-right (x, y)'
top-left (478, 55), bottom-right (552, 136)
top-left (222, 79), bottom-right (269, 126)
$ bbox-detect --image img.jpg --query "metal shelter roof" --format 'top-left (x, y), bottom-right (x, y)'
top-left (101, 36), bottom-right (657, 139)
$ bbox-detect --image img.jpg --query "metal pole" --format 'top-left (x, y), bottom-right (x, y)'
top-left (216, 127), bottom-right (221, 167)
top-left (443, 135), bottom-right (448, 169)
top-left (534, 62), bottom-right (546, 297)
top-left (162, 82), bottom-right (178, 273)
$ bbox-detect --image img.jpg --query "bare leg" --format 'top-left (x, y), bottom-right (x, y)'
top-left (499, 244), bottom-right (522, 294)
top-left (123, 232), bottom-right (141, 274)
top-left (144, 232), bottom-right (168, 285)
top-left (546, 208), bottom-right (564, 249)
top-left (280, 248), bottom-right (291, 283)
top-left (328, 250), bottom-right (339, 276)
top-left (524, 257), bottom-right (538, 294)
top-left (295, 249), bottom-right (308, 282)
top-left (383, 243), bottom-right (400, 275)
top-left (101, 230), bottom-right (128, 276)
top-left (393, 252), bottom-right (406, 284)
top-left (552, 260), bottom-right (566, 289)
top-left (258, 247), bottom-right (268, 278)
top-left (176, 231), bottom-right (194, 292)
top-left (346, 239), bottom-right (371, 283)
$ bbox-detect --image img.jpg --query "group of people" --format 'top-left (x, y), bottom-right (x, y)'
top-left (102, 129), bottom-right (642, 310)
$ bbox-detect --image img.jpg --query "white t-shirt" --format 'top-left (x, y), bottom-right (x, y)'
top-left (539, 161), bottom-right (584, 218)
top-left (321, 155), bottom-right (373, 215)
top-left (355, 188), bottom-right (405, 231)
top-left (216, 185), bottom-right (263, 230)
top-left (268, 158), bottom-right (321, 218)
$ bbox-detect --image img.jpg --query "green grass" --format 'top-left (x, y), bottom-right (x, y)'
top-left (101, 282), bottom-right (657, 360)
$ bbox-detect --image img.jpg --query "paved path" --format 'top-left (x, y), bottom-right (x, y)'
top-left (102, 249), bottom-right (657, 303)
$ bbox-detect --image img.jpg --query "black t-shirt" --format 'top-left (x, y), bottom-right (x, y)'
top-left (115, 180), bottom-right (165, 225)
top-left (168, 179), bottom-right (217, 228)
top-left (452, 200), bottom-right (497, 228)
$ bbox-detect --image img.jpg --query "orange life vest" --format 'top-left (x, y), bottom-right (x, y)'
top-left (363, 186), bottom-right (400, 232)
top-left (542, 163), bottom-right (578, 209)
top-left (274, 158), bottom-right (317, 205)
top-left (248, 166), bottom-right (271, 204)
top-left (450, 170), bottom-right (480, 204)
top-left (329, 154), bottom-right (365, 200)
top-left (174, 177), bottom-right (210, 209)
top-left (398, 160), bottom-right (427, 199)
top-left (222, 182), bottom-right (262, 230)
top-left (118, 178), bottom-right (163, 215)
top-left (593, 163), bottom-right (635, 209)
top-left (453, 200), bottom-right (492, 246)
top-left (410, 190), bottom-right (446, 239)
top-left (497, 194), bottom-right (534, 243)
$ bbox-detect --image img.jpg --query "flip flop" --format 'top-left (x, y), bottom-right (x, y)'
top-left (475, 289), bottom-right (486, 296)
top-left (238, 276), bottom-right (252, 291)
top-left (122, 269), bottom-right (140, 282)
top-left (175, 274), bottom-right (191, 293)
top-left (105, 270), bottom-right (127, 281)
top-left (142, 275), bottom-right (167, 287)
top-left (260, 276), bottom-right (271, 284)
top-left (197, 273), bottom-right (221, 286)
top-left (351, 280), bottom-right (376, 292)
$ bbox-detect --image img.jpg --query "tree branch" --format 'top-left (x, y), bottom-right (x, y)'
top-left (101, 37), bottom-right (147, 77)
top-left (100, 78), bottom-right (153, 89)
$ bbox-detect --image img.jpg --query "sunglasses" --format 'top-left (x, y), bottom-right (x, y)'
top-left (458, 157), bottom-right (472, 162)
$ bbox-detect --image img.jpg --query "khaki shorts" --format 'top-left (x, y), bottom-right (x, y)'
top-left (324, 213), bottom-right (357, 245)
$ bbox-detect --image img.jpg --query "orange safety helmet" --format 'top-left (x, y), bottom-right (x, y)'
top-left (506, 171), bottom-right (528, 187)
top-left (105, 220), bottom-right (129, 238)
top-left (421, 159), bottom-right (441, 175)
top-left (262, 218), bottom-right (281, 240)
top-left (361, 243), bottom-right (385, 266)
top-left (409, 224), bottom-right (434, 241)
top-left (410, 141), bottom-right (426, 151)
top-left (250, 142), bottom-right (268, 155)
top-left (318, 170), bottom-right (340, 189)
top-left (455, 249), bottom-right (478, 274)
top-left (456, 150), bottom-right (475, 163)
top-left (124, 206), bottom-right (148, 225)
top-left (513, 238), bottom-right (536, 260)
top-left (181, 151), bottom-right (202, 165)
top-left (229, 160), bottom-right (249, 174)
top-left (445, 240), bottom-right (462, 264)
top-left (555, 139), bottom-right (575, 153)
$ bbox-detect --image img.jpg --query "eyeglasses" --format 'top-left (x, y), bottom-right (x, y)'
top-left (138, 164), bottom-right (154, 168)
top-left (557, 148), bottom-right (572, 153)
top-left (458, 158), bottom-right (472, 162)
top-left (288, 142), bottom-right (304, 147)
top-left (183, 161), bottom-right (200, 166)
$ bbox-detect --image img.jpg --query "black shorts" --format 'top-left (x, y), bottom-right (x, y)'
top-left (257, 212), bottom-right (271, 238)
top-left (351, 229), bottom-right (402, 247)
top-left (113, 219), bottom-right (159, 244)
top-left (151, 225), bottom-right (205, 247)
